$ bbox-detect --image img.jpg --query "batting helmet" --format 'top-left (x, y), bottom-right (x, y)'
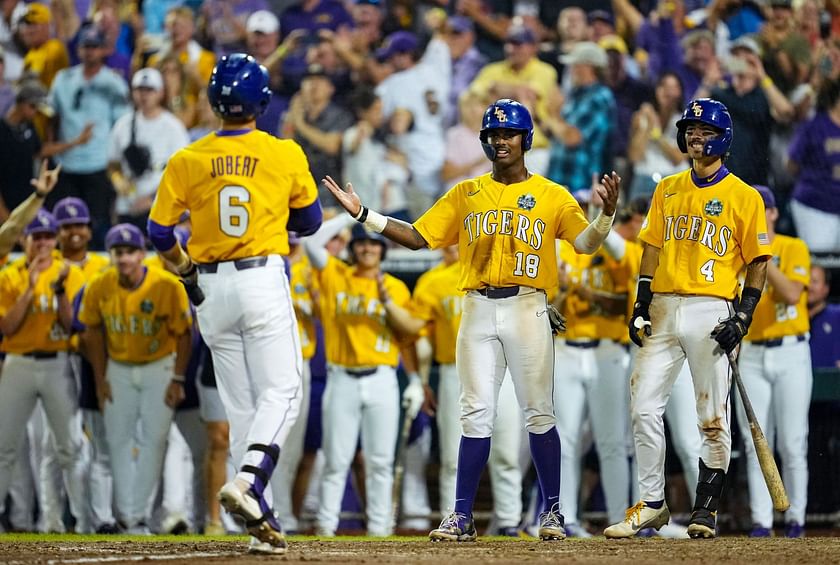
top-left (675, 98), bottom-right (732, 157)
top-left (479, 99), bottom-right (534, 160)
top-left (348, 224), bottom-right (387, 262)
top-left (207, 53), bottom-right (271, 121)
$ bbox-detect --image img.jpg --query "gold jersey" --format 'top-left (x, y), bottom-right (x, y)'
top-left (0, 256), bottom-right (85, 354)
top-left (149, 129), bottom-right (319, 262)
top-left (78, 266), bottom-right (192, 363)
top-left (316, 256), bottom-right (410, 368)
top-left (747, 234), bottom-right (810, 341)
top-left (412, 262), bottom-right (462, 364)
top-left (558, 241), bottom-right (632, 341)
top-left (290, 254), bottom-right (317, 360)
top-left (639, 169), bottom-right (772, 299)
top-left (413, 173), bottom-right (590, 292)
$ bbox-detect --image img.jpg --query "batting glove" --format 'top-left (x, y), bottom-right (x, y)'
top-left (711, 286), bottom-right (762, 353)
top-left (629, 276), bottom-right (653, 347)
top-left (178, 261), bottom-right (205, 307)
top-left (402, 373), bottom-right (425, 420)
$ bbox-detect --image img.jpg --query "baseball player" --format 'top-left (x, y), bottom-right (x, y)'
top-left (52, 196), bottom-right (113, 533)
top-left (322, 98), bottom-right (620, 542)
top-left (147, 53), bottom-right (323, 555)
top-left (0, 209), bottom-right (88, 532)
top-left (79, 223), bottom-right (192, 533)
top-left (303, 219), bottom-right (425, 537)
top-left (552, 204), bottom-right (633, 537)
top-left (411, 246), bottom-right (524, 536)
top-left (604, 99), bottom-right (772, 539)
top-left (271, 231), bottom-right (317, 534)
top-left (736, 185), bottom-right (811, 539)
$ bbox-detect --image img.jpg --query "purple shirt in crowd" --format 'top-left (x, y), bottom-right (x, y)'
top-left (788, 112), bottom-right (840, 214)
top-left (636, 17), bottom-right (702, 98)
top-left (447, 46), bottom-right (487, 127)
top-left (810, 304), bottom-right (840, 369)
top-left (280, 0), bottom-right (353, 37)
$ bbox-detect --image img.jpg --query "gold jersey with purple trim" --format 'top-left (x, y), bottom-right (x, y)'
top-left (411, 262), bottom-right (462, 365)
top-left (557, 240), bottom-right (632, 342)
top-left (78, 265), bottom-right (192, 363)
top-left (148, 129), bottom-right (319, 262)
top-left (316, 256), bottom-right (411, 368)
top-left (746, 234), bottom-right (810, 341)
top-left (639, 169), bottom-right (772, 299)
top-left (290, 254), bottom-right (317, 360)
top-left (0, 257), bottom-right (85, 354)
top-left (413, 173), bottom-right (590, 292)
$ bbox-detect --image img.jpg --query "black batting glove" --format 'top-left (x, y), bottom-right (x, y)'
top-left (179, 261), bottom-right (205, 306)
top-left (629, 276), bottom-right (653, 347)
top-left (711, 286), bottom-right (761, 353)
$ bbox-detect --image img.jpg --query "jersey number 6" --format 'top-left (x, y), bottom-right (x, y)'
top-left (219, 185), bottom-right (251, 237)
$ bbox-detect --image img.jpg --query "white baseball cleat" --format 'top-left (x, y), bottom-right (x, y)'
top-left (218, 481), bottom-right (286, 550)
top-left (247, 537), bottom-right (287, 555)
top-left (604, 501), bottom-right (671, 539)
top-left (537, 503), bottom-right (566, 541)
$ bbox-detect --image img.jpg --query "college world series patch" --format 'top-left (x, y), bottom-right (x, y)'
top-left (517, 194), bottom-right (536, 211)
top-left (704, 198), bottom-right (723, 217)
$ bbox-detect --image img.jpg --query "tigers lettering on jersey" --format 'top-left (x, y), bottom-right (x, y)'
top-left (78, 266), bottom-right (192, 363)
top-left (639, 169), bottom-right (772, 299)
top-left (412, 262), bottom-right (462, 365)
top-left (148, 130), bottom-right (318, 263)
top-left (414, 173), bottom-right (589, 292)
top-left (557, 241), bottom-right (630, 341)
top-left (746, 234), bottom-right (810, 341)
top-left (316, 256), bottom-right (410, 368)
top-left (0, 257), bottom-right (85, 354)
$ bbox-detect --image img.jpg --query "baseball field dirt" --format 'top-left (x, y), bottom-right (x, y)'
top-left (2, 535), bottom-right (839, 564)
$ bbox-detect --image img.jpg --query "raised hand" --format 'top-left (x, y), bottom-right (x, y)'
top-left (322, 175), bottom-right (363, 218)
top-left (594, 171), bottom-right (621, 216)
top-left (30, 160), bottom-right (62, 197)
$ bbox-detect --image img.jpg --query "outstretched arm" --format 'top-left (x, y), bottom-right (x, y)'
top-left (321, 176), bottom-right (430, 250)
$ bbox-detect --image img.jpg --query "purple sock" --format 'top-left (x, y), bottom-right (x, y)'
top-left (529, 428), bottom-right (561, 514)
top-left (453, 436), bottom-right (492, 516)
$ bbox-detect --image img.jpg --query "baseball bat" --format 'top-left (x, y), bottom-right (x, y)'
top-left (726, 350), bottom-right (790, 512)
top-left (391, 398), bottom-right (415, 525)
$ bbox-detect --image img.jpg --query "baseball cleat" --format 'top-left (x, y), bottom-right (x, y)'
top-left (537, 503), bottom-right (566, 540)
top-left (784, 522), bottom-right (804, 538)
top-left (429, 512), bottom-right (477, 542)
top-left (218, 482), bottom-right (286, 549)
top-left (687, 509), bottom-right (717, 538)
top-left (564, 523), bottom-right (593, 538)
top-left (604, 501), bottom-right (671, 539)
top-left (749, 524), bottom-right (772, 538)
top-left (247, 537), bottom-right (287, 555)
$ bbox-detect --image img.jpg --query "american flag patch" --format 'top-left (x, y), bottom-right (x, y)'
top-left (758, 233), bottom-right (769, 245)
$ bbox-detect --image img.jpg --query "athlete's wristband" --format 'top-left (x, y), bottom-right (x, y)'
top-left (35, 189), bottom-right (48, 199)
top-left (52, 283), bottom-right (66, 296)
top-left (636, 276), bottom-right (653, 306)
top-left (363, 209), bottom-right (388, 233)
top-left (354, 206), bottom-right (368, 222)
top-left (171, 375), bottom-right (186, 384)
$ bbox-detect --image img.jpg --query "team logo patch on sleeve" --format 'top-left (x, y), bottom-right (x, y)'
top-left (758, 232), bottom-right (770, 245)
top-left (704, 198), bottom-right (723, 217)
top-left (517, 193), bottom-right (536, 211)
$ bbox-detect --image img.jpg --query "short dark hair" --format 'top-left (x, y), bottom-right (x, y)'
top-left (349, 86), bottom-right (379, 118)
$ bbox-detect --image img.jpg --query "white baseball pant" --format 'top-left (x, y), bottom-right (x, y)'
top-left (631, 294), bottom-right (733, 502)
top-left (736, 337), bottom-right (812, 527)
top-left (82, 408), bottom-right (115, 528)
top-left (317, 365), bottom-right (399, 536)
top-left (400, 423), bottom-right (432, 530)
top-left (554, 338), bottom-right (630, 524)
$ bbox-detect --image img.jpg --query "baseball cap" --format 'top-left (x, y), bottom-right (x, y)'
top-left (78, 24), bottom-right (107, 48)
top-left (25, 209), bottom-right (58, 236)
top-left (561, 41), bottom-right (608, 68)
top-left (505, 25), bottom-right (536, 45)
top-left (588, 9), bottom-right (615, 27)
top-left (680, 29), bottom-right (715, 49)
top-left (22, 3), bottom-right (51, 25)
top-left (105, 223), bottom-right (145, 250)
top-left (598, 34), bottom-right (628, 55)
top-left (753, 185), bottom-right (776, 209)
top-left (246, 10), bottom-right (279, 35)
top-left (730, 36), bottom-right (761, 57)
top-left (15, 80), bottom-right (54, 117)
top-left (448, 15), bottom-right (474, 34)
top-left (132, 67), bottom-right (163, 91)
top-left (53, 197), bottom-right (91, 226)
top-left (375, 31), bottom-right (419, 61)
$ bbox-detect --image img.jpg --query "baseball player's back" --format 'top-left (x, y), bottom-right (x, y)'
top-left (148, 53), bottom-right (322, 556)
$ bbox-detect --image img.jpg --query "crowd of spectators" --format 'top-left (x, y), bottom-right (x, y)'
top-left (0, 0), bottom-right (839, 253)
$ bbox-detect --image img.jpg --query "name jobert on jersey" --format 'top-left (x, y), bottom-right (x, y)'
top-left (209, 155), bottom-right (260, 178)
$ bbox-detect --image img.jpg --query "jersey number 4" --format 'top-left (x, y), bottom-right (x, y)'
top-left (219, 185), bottom-right (250, 237)
top-left (700, 259), bottom-right (715, 282)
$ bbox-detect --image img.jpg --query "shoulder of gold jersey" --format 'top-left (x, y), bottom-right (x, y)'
top-left (147, 264), bottom-right (182, 284)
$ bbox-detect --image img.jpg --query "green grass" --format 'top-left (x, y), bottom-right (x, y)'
top-left (0, 532), bottom-right (463, 543)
